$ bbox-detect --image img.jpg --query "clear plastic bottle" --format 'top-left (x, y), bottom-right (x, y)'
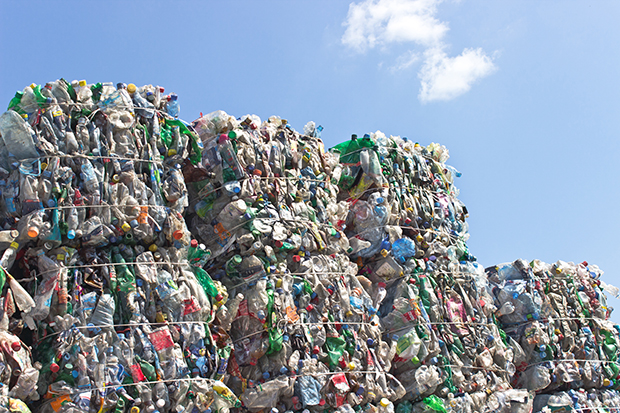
top-left (166, 93), bottom-right (180, 118)
top-left (0, 110), bottom-right (39, 161)
top-left (89, 294), bottom-right (115, 326)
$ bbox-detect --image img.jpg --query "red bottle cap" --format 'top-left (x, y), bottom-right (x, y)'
top-left (50, 363), bottom-right (60, 373)
top-left (11, 342), bottom-right (20, 352)
top-left (173, 230), bottom-right (184, 240)
top-left (306, 304), bottom-right (314, 311)
top-left (190, 239), bottom-right (198, 248)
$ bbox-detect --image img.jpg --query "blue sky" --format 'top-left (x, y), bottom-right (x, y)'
top-left (1, 1), bottom-right (619, 320)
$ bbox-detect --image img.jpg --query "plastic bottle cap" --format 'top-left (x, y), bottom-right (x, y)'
top-left (79, 80), bottom-right (87, 87)
top-left (149, 244), bottom-right (158, 252)
top-left (173, 230), bottom-right (184, 240)
top-left (130, 407), bottom-right (140, 413)
top-left (380, 398), bottom-right (391, 407)
top-left (130, 219), bottom-right (139, 228)
top-left (319, 399), bottom-right (325, 406)
top-left (167, 149), bottom-right (178, 156)
top-left (50, 363), bottom-right (59, 373)
top-left (262, 371), bottom-right (270, 379)
top-left (156, 399), bottom-right (166, 408)
top-left (121, 223), bottom-right (131, 232)
top-left (127, 83), bottom-right (137, 94)
top-left (27, 226), bottom-right (39, 238)
top-left (11, 342), bottom-right (20, 352)
top-left (190, 239), bottom-right (198, 248)
top-left (215, 294), bottom-right (223, 302)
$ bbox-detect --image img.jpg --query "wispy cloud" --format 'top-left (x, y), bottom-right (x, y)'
top-left (342, 0), bottom-right (496, 102)
top-left (390, 50), bottom-right (421, 72)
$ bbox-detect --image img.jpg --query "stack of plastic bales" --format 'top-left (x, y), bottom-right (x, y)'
top-left (0, 80), bottom-right (241, 413)
top-left (330, 134), bottom-right (534, 413)
top-left (2, 81), bottom-right (620, 413)
top-left (487, 259), bottom-right (620, 412)
top-left (183, 113), bottom-right (526, 412)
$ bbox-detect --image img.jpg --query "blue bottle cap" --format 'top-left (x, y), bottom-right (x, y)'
top-left (280, 366), bottom-right (288, 375)
top-left (262, 371), bottom-right (270, 379)
top-left (47, 198), bottom-right (56, 207)
top-left (67, 230), bottom-right (76, 239)
top-left (130, 219), bottom-right (139, 228)
top-left (72, 370), bottom-right (79, 378)
top-left (367, 338), bottom-right (374, 346)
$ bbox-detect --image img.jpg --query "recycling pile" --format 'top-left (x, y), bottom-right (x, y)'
top-left (487, 259), bottom-right (620, 411)
top-left (0, 79), bottom-right (618, 413)
top-left (0, 80), bottom-right (230, 413)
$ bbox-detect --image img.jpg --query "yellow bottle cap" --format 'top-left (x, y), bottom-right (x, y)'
top-left (121, 223), bottom-right (131, 233)
top-left (30, 83), bottom-right (37, 89)
top-left (79, 80), bottom-right (87, 87)
top-left (127, 83), bottom-right (137, 94)
top-left (10, 242), bottom-right (18, 250)
top-left (275, 279), bottom-right (282, 288)
top-left (380, 398), bottom-right (390, 407)
top-left (167, 149), bottom-right (177, 156)
top-left (112, 174), bottom-right (120, 183)
top-left (348, 362), bottom-right (356, 370)
top-left (345, 310), bottom-right (353, 317)
top-left (41, 163), bottom-right (48, 170)
top-left (149, 244), bottom-right (158, 252)
top-left (130, 407), bottom-right (140, 413)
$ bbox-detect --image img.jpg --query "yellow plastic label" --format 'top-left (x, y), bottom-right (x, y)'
top-left (52, 110), bottom-right (62, 117)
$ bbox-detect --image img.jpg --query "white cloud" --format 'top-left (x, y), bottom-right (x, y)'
top-left (418, 47), bottom-right (496, 102)
top-left (341, 0), bottom-right (497, 102)
top-left (342, 0), bottom-right (447, 52)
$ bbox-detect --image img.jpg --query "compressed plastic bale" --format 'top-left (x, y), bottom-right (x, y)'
top-left (0, 79), bottom-right (231, 413)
